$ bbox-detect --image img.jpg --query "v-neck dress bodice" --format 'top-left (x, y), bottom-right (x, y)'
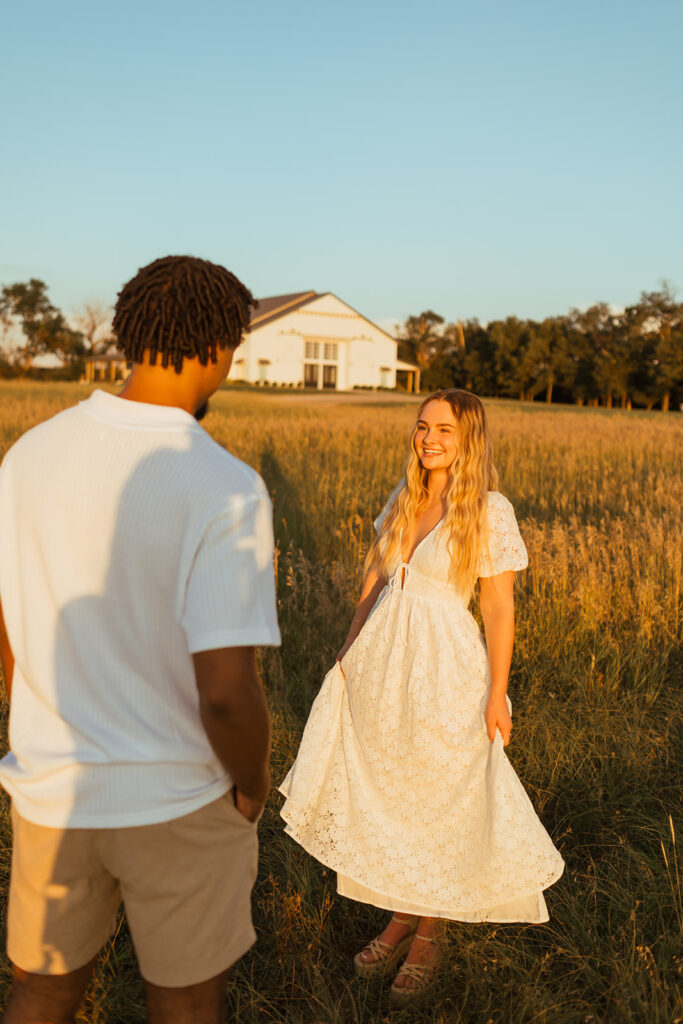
top-left (280, 491), bottom-right (564, 922)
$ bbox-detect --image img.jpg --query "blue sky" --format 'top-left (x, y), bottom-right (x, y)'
top-left (2, 0), bottom-right (682, 328)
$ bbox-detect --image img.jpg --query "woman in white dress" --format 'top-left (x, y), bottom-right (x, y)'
top-left (279, 389), bottom-right (564, 1003)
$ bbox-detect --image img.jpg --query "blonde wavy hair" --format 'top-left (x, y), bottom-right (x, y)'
top-left (366, 389), bottom-right (498, 595)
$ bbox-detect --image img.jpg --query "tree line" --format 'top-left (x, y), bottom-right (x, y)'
top-left (0, 279), bottom-right (113, 379)
top-left (398, 285), bottom-right (683, 411)
top-left (2, 277), bottom-right (682, 409)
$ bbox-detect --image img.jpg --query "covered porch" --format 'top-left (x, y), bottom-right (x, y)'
top-left (84, 350), bottom-right (130, 383)
top-left (395, 359), bottom-right (421, 393)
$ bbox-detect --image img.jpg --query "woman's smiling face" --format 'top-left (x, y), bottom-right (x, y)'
top-left (413, 399), bottom-right (458, 471)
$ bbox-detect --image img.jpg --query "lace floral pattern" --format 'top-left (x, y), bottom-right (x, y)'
top-left (478, 491), bottom-right (529, 578)
top-left (279, 492), bottom-right (564, 921)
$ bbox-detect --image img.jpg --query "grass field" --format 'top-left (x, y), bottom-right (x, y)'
top-left (0, 381), bottom-right (681, 1023)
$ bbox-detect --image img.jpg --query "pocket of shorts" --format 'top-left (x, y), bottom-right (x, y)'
top-left (222, 789), bottom-right (261, 828)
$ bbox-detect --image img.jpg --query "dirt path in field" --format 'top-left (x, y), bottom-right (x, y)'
top-left (234, 389), bottom-right (423, 406)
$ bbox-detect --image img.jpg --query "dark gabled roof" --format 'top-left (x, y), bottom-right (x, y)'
top-left (249, 291), bottom-right (318, 330)
top-left (248, 290), bottom-right (402, 347)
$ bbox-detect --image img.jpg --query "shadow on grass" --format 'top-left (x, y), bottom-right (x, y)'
top-left (260, 449), bottom-right (319, 562)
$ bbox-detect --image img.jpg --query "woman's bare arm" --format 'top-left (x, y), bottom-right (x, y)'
top-left (336, 568), bottom-right (386, 663)
top-left (479, 571), bottom-right (515, 745)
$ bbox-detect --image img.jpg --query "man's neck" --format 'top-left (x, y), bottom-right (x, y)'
top-left (117, 360), bottom-right (203, 415)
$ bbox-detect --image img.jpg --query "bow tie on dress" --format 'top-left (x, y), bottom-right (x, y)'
top-left (384, 563), bottom-right (412, 643)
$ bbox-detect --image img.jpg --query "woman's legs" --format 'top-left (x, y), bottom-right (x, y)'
top-left (359, 914), bottom-right (417, 957)
top-left (355, 911), bottom-right (444, 993)
top-left (354, 913), bottom-right (418, 970)
top-left (391, 916), bottom-right (444, 991)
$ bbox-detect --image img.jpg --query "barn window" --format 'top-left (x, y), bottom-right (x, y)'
top-left (304, 363), bottom-right (319, 387)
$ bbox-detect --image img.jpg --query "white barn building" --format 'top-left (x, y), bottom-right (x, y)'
top-left (228, 291), bottom-right (420, 392)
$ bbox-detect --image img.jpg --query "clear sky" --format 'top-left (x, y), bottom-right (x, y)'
top-left (2, 0), bottom-right (682, 329)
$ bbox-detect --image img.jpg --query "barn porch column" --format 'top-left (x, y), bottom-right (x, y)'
top-left (395, 361), bottom-right (421, 393)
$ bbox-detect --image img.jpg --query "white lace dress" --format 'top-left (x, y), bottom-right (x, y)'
top-left (279, 491), bottom-right (565, 922)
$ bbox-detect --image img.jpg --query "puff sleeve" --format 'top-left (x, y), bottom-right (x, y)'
top-left (478, 491), bottom-right (528, 578)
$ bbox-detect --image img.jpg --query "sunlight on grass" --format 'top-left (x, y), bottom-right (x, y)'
top-left (0, 383), bottom-right (680, 1023)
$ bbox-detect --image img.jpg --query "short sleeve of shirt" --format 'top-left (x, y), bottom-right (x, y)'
top-left (478, 492), bottom-right (529, 578)
top-left (182, 489), bottom-right (281, 653)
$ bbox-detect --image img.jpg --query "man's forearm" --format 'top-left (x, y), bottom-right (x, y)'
top-left (198, 677), bottom-right (271, 800)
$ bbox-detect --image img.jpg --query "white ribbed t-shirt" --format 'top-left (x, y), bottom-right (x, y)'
top-left (0, 390), bottom-right (281, 828)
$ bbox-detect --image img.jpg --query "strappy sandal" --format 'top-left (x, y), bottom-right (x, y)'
top-left (353, 914), bottom-right (418, 979)
top-left (389, 932), bottom-right (442, 1004)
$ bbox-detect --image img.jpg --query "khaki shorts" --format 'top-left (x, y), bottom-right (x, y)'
top-left (8, 792), bottom-right (259, 987)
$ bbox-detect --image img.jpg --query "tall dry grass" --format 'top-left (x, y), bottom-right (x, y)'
top-left (0, 382), bottom-right (680, 1023)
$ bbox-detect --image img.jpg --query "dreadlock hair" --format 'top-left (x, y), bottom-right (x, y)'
top-left (112, 255), bottom-right (254, 373)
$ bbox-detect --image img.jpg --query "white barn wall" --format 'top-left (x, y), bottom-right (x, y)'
top-left (228, 292), bottom-right (408, 389)
top-left (256, 323), bottom-right (303, 385)
top-left (230, 321), bottom-right (302, 385)
top-left (231, 323), bottom-right (302, 385)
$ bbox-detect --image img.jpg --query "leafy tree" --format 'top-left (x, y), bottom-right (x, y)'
top-left (568, 304), bottom-right (629, 407)
top-left (654, 320), bottom-right (683, 412)
top-left (594, 332), bottom-right (631, 408)
top-left (490, 317), bottom-right (535, 400)
top-left (460, 320), bottom-right (497, 396)
top-left (433, 319), bottom-right (499, 397)
top-left (396, 310), bottom-right (447, 371)
top-left (522, 317), bottom-right (575, 403)
top-left (421, 320), bottom-right (467, 391)
top-left (625, 285), bottom-right (683, 411)
top-left (0, 279), bottom-right (84, 372)
top-left (398, 289), bottom-right (682, 410)
top-left (564, 312), bottom-right (599, 405)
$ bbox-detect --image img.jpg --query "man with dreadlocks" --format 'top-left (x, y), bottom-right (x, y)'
top-left (0, 256), bottom-right (281, 1024)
